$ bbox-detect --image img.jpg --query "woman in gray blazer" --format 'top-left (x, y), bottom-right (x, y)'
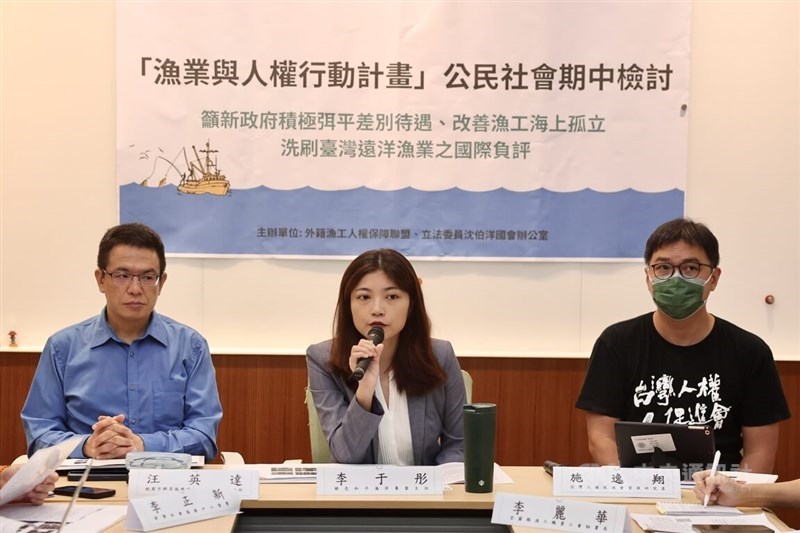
top-left (306, 249), bottom-right (466, 465)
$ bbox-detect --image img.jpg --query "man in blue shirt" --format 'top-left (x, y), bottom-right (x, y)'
top-left (21, 223), bottom-right (223, 460)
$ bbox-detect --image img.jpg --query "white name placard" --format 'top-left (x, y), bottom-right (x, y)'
top-left (492, 492), bottom-right (632, 533)
top-left (316, 465), bottom-right (442, 495)
top-left (552, 466), bottom-right (681, 499)
top-left (125, 488), bottom-right (240, 532)
top-left (128, 468), bottom-right (260, 500)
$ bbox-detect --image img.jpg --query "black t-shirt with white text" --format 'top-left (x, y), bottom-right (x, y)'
top-left (576, 312), bottom-right (790, 470)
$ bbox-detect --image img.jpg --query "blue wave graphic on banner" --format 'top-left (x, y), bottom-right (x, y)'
top-left (120, 185), bottom-right (683, 258)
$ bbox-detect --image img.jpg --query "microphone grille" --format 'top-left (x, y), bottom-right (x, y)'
top-left (367, 327), bottom-right (384, 344)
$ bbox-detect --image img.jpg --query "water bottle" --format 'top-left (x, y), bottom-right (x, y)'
top-left (463, 403), bottom-right (496, 493)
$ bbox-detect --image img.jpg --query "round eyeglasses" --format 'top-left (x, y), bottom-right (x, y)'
top-left (649, 262), bottom-right (714, 281)
top-left (103, 270), bottom-right (161, 287)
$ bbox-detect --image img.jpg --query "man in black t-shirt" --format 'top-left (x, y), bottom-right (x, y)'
top-left (576, 218), bottom-right (790, 474)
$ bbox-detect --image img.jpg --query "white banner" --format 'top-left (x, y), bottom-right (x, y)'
top-left (117, 1), bottom-right (689, 259)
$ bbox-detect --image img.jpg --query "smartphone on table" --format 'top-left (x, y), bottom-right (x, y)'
top-left (52, 485), bottom-right (116, 499)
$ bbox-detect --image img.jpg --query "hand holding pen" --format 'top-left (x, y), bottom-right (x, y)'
top-left (703, 450), bottom-right (722, 507)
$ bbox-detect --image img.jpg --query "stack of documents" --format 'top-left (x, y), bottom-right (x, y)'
top-left (680, 472), bottom-right (778, 489)
top-left (656, 503), bottom-right (743, 516)
top-left (632, 510), bottom-right (779, 533)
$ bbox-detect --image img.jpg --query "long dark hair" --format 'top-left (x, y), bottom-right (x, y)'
top-left (329, 249), bottom-right (446, 396)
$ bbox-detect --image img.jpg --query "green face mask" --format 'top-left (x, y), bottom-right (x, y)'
top-left (651, 275), bottom-right (708, 320)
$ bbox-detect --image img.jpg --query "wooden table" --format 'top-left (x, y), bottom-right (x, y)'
top-left (44, 465), bottom-right (792, 532)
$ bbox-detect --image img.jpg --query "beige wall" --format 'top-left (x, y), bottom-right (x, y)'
top-left (1, 1), bottom-right (798, 359)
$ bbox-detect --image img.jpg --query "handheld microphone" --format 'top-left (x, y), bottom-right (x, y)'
top-left (543, 460), bottom-right (561, 476)
top-left (353, 327), bottom-right (384, 381)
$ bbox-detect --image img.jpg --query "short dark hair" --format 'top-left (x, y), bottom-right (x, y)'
top-left (644, 218), bottom-right (720, 267)
top-left (97, 223), bottom-right (166, 274)
top-left (329, 248), bottom-right (445, 396)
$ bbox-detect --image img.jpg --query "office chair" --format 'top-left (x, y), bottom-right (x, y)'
top-left (220, 451), bottom-right (245, 465)
top-left (305, 369), bottom-right (473, 463)
top-left (305, 386), bottom-right (332, 464)
top-left (461, 369), bottom-right (473, 404)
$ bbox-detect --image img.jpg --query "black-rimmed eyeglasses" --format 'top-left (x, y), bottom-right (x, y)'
top-left (102, 270), bottom-right (160, 287)
top-left (649, 262), bottom-right (714, 281)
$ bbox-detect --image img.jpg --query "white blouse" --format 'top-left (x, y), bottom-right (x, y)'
top-left (373, 371), bottom-right (414, 465)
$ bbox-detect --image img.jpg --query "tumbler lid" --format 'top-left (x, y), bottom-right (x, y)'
top-left (464, 403), bottom-right (496, 414)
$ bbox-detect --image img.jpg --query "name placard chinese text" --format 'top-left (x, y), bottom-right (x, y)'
top-left (552, 466), bottom-right (681, 499)
top-left (316, 465), bottom-right (442, 495)
top-left (125, 488), bottom-right (240, 531)
top-left (128, 468), bottom-right (259, 500)
top-left (492, 492), bottom-right (631, 533)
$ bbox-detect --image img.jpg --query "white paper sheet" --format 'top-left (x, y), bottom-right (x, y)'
top-left (727, 472), bottom-right (779, 484)
top-left (630, 513), bottom-right (696, 533)
top-left (438, 462), bottom-right (514, 485)
top-left (0, 438), bottom-right (80, 505)
top-left (656, 502), bottom-right (743, 515)
top-left (0, 503), bottom-right (126, 533)
top-left (681, 472), bottom-right (778, 488)
top-left (631, 512), bottom-right (779, 533)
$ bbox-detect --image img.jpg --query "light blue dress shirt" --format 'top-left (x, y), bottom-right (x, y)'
top-left (21, 309), bottom-right (223, 460)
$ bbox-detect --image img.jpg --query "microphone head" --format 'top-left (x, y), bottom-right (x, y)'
top-left (367, 326), bottom-right (384, 345)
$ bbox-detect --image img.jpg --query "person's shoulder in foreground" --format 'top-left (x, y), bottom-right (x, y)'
top-left (306, 248), bottom-right (465, 466)
top-left (575, 217), bottom-right (790, 472)
top-left (693, 469), bottom-right (800, 509)
top-left (21, 222), bottom-right (222, 461)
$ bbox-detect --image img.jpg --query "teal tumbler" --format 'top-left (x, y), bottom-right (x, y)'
top-left (463, 403), bottom-right (496, 493)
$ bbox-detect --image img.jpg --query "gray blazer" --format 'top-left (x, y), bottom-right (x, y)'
top-left (306, 338), bottom-right (466, 465)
